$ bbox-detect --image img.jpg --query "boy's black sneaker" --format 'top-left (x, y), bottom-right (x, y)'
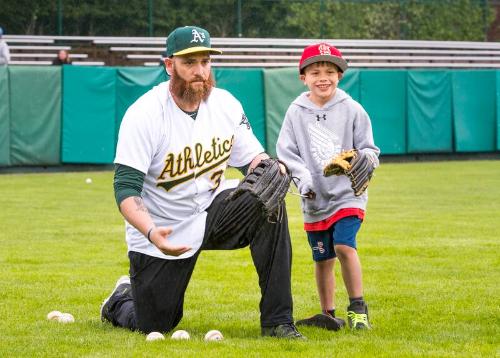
top-left (347, 300), bottom-right (371, 330)
top-left (296, 313), bottom-right (345, 331)
top-left (261, 323), bottom-right (306, 339)
top-left (100, 275), bottom-right (131, 323)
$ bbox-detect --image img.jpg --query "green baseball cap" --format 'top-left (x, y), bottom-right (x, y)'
top-left (166, 26), bottom-right (222, 57)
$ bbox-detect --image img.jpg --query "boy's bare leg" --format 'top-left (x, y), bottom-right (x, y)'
top-left (315, 258), bottom-right (335, 312)
top-left (335, 244), bottom-right (370, 329)
top-left (296, 258), bottom-right (345, 331)
top-left (334, 244), bottom-right (363, 298)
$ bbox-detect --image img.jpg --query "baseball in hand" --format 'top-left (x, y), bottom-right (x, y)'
top-left (47, 310), bottom-right (63, 321)
top-left (171, 329), bottom-right (190, 340)
top-left (146, 332), bottom-right (165, 341)
top-left (204, 329), bottom-right (224, 341)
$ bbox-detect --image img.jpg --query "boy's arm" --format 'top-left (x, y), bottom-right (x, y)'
top-left (353, 107), bottom-right (380, 168)
top-left (276, 115), bottom-right (314, 195)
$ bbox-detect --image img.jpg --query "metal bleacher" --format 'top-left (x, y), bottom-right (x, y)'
top-left (5, 35), bottom-right (105, 66)
top-left (4, 35), bottom-right (500, 68)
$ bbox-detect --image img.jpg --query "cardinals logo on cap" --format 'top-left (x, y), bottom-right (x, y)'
top-left (318, 43), bottom-right (332, 56)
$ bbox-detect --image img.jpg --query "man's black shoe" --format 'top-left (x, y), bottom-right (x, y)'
top-left (261, 323), bottom-right (306, 339)
top-left (100, 276), bottom-right (131, 323)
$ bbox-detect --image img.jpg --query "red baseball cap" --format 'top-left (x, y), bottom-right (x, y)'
top-left (299, 43), bottom-right (348, 74)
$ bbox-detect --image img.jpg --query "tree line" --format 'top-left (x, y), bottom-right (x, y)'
top-left (0, 0), bottom-right (496, 41)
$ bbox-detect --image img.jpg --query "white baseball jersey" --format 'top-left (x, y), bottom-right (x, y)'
top-left (114, 81), bottom-right (263, 260)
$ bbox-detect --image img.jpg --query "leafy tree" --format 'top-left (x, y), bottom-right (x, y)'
top-left (60, 0), bottom-right (149, 36)
top-left (0, 0), bottom-right (495, 40)
top-left (286, 0), bottom-right (401, 39)
top-left (0, 0), bottom-right (56, 34)
top-left (405, 0), bottom-right (493, 41)
top-left (239, 0), bottom-right (295, 38)
top-left (285, 0), bottom-right (493, 40)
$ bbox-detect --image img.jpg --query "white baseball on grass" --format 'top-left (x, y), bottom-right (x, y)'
top-left (146, 332), bottom-right (165, 341)
top-left (47, 310), bottom-right (63, 321)
top-left (204, 329), bottom-right (224, 341)
top-left (171, 330), bottom-right (190, 340)
top-left (58, 313), bottom-right (75, 323)
top-left (85, 178), bottom-right (92, 184)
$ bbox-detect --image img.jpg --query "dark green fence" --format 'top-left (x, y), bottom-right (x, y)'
top-left (0, 66), bottom-right (498, 167)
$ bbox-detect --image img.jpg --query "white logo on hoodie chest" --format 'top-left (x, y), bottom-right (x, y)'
top-left (308, 121), bottom-right (341, 168)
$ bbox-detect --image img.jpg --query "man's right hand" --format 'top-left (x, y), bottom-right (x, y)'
top-left (149, 227), bottom-right (191, 256)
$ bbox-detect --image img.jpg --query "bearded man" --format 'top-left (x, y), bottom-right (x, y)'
top-left (100, 26), bottom-right (304, 340)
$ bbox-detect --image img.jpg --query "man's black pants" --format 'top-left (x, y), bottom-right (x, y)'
top-left (107, 189), bottom-right (294, 333)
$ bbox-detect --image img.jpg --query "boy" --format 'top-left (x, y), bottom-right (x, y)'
top-left (276, 43), bottom-right (379, 330)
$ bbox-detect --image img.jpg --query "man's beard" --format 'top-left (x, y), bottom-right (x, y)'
top-left (170, 67), bottom-right (214, 105)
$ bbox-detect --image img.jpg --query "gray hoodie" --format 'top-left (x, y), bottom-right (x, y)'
top-left (0, 39), bottom-right (10, 65)
top-left (277, 88), bottom-right (380, 223)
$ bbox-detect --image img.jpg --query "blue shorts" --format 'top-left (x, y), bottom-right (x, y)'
top-left (306, 216), bottom-right (362, 262)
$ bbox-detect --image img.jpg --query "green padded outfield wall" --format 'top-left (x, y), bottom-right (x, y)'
top-left (407, 71), bottom-right (452, 153)
top-left (263, 68), bottom-right (304, 157)
top-left (9, 66), bottom-right (61, 165)
top-left (341, 69), bottom-right (361, 103)
top-left (115, 67), bottom-right (168, 142)
top-left (3, 67), bottom-right (499, 167)
top-left (360, 70), bottom-right (407, 155)
top-left (215, 68), bottom-right (266, 147)
top-left (452, 70), bottom-right (496, 152)
top-left (0, 67), bottom-right (9, 166)
top-left (62, 66), bottom-right (117, 163)
top-left (498, 71), bottom-right (500, 151)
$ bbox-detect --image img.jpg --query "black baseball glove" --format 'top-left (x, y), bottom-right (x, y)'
top-left (226, 158), bottom-right (291, 221)
top-left (323, 149), bottom-right (375, 196)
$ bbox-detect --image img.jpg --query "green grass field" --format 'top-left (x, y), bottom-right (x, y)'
top-left (0, 161), bottom-right (499, 357)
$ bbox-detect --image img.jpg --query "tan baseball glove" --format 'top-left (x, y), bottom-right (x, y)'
top-left (323, 149), bottom-right (374, 196)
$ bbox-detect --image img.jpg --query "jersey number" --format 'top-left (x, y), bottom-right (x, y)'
top-left (209, 170), bottom-right (224, 192)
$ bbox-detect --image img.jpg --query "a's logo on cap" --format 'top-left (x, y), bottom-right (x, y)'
top-left (318, 43), bottom-right (331, 55)
top-left (191, 29), bottom-right (206, 43)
